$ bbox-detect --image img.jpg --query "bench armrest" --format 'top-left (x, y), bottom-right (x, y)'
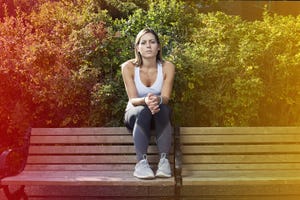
top-left (0, 127), bottom-right (31, 179)
top-left (174, 126), bottom-right (182, 187)
top-left (0, 149), bottom-right (13, 178)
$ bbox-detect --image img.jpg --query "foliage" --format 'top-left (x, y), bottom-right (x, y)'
top-left (174, 11), bottom-right (300, 126)
top-left (254, 13), bottom-right (300, 125)
top-left (91, 0), bottom-right (149, 19)
top-left (0, 0), bottom-right (109, 132)
top-left (1, 0), bottom-right (300, 142)
top-left (0, 12), bottom-right (35, 147)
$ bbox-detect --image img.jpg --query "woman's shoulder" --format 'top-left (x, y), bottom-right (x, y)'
top-left (162, 60), bottom-right (175, 71)
top-left (121, 59), bottom-right (136, 75)
top-left (121, 59), bottom-right (136, 68)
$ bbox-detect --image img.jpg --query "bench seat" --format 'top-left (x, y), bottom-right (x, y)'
top-left (2, 171), bottom-right (174, 186)
top-left (0, 127), bottom-right (175, 199)
top-left (178, 127), bottom-right (300, 199)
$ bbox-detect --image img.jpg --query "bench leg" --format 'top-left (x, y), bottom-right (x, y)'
top-left (175, 183), bottom-right (181, 200)
top-left (3, 185), bottom-right (28, 200)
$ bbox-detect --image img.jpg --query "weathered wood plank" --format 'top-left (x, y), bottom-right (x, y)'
top-left (180, 127), bottom-right (300, 135)
top-left (23, 185), bottom-right (174, 198)
top-left (24, 164), bottom-right (136, 171)
top-left (28, 145), bottom-right (173, 154)
top-left (180, 134), bottom-right (300, 144)
top-left (27, 155), bottom-right (174, 164)
top-left (182, 154), bottom-right (300, 163)
top-left (182, 163), bottom-right (300, 171)
top-left (1, 171), bottom-right (174, 186)
top-left (31, 127), bottom-right (130, 136)
top-left (181, 184), bottom-right (300, 196)
top-left (29, 145), bottom-right (137, 154)
top-left (24, 163), bottom-right (165, 171)
top-left (181, 144), bottom-right (300, 154)
top-left (26, 155), bottom-right (136, 164)
top-left (30, 135), bottom-right (172, 144)
top-left (27, 197), bottom-right (174, 200)
top-left (178, 196), bottom-right (300, 200)
top-left (181, 170), bottom-right (300, 185)
top-left (30, 135), bottom-right (134, 144)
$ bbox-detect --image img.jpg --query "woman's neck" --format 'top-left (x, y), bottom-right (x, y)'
top-left (141, 58), bottom-right (157, 69)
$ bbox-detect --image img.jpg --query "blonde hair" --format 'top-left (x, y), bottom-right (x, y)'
top-left (133, 28), bottom-right (163, 66)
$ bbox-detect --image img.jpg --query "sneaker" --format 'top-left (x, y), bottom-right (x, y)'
top-left (133, 155), bottom-right (155, 179)
top-left (156, 153), bottom-right (172, 178)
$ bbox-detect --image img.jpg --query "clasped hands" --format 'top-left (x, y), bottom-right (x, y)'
top-left (144, 93), bottom-right (161, 115)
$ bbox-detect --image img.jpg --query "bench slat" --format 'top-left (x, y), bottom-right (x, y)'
top-left (181, 185), bottom-right (300, 197)
top-left (26, 155), bottom-right (135, 164)
top-left (182, 163), bottom-right (300, 171)
top-left (1, 171), bottom-right (174, 186)
top-left (180, 135), bottom-right (300, 144)
top-left (182, 154), bottom-right (300, 163)
top-left (31, 127), bottom-right (130, 136)
top-left (181, 144), bottom-right (300, 154)
top-left (24, 163), bottom-right (167, 171)
top-left (30, 135), bottom-right (133, 144)
top-left (29, 145), bottom-right (159, 154)
top-left (181, 170), bottom-right (300, 185)
top-left (180, 127), bottom-right (300, 135)
top-left (21, 185), bottom-right (174, 198)
top-left (24, 164), bottom-right (136, 171)
top-left (29, 145), bottom-right (136, 154)
top-left (27, 155), bottom-right (174, 164)
top-left (30, 135), bottom-right (172, 144)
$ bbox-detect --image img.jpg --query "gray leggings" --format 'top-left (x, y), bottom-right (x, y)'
top-left (124, 104), bottom-right (172, 161)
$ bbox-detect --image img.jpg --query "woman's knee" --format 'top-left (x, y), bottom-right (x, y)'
top-left (136, 106), bottom-right (152, 124)
top-left (124, 106), bottom-right (147, 129)
top-left (158, 104), bottom-right (171, 118)
top-left (126, 106), bottom-right (152, 125)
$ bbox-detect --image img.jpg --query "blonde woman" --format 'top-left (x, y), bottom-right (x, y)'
top-left (121, 28), bottom-right (175, 179)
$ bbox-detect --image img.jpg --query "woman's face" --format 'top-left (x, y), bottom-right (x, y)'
top-left (137, 32), bottom-right (160, 60)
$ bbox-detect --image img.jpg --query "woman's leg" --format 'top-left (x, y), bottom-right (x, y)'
top-left (124, 105), bottom-right (153, 161)
top-left (153, 104), bottom-right (172, 158)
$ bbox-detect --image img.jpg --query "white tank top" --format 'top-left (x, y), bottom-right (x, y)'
top-left (126, 62), bottom-right (164, 110)
top-left (134, 62), bottom-right (163, 97)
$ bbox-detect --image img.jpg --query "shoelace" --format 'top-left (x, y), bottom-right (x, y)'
top-left (159, 153), bottom-right (168, 168)
top-left (141, 154), bottom-right (151, 169)
top-left (160, 153), bottom-right (167, 159)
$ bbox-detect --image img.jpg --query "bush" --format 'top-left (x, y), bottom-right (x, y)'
top-left (2, 0), bottom-right (300, 135)
top-left (173, 11), bottom-right (300, 126)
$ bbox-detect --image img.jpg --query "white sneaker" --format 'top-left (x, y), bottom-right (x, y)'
top-left (133, 155), bottom-right (155, 179)
top-left (156, 153), bottom-right (172, 178)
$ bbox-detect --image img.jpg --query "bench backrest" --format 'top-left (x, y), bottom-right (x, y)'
top-left (25, 127), bottom-right (173, 171)
top-left (180, 127), bottom-right (300, 171)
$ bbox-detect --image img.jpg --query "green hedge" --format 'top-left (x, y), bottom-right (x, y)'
top-left (1, 0), bottom-right (300, 138)
top-left (174, 11), bottom-right (300, 126)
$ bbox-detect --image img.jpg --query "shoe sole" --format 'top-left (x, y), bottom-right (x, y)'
top-left (155, 171), bottom-right (171, 178)
top-left (134, 173), bottom-right (155, 179)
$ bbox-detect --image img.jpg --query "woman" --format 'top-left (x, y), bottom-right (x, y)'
top-left (121, 28), bottom-right (175, 179)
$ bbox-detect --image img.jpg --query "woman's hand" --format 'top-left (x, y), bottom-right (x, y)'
top-left (145, 93), bottom-right (160, 115)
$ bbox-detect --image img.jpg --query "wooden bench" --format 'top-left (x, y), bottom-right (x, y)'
top-left (176, 127), bottom-right (300, 200)
top-left (0, 127), bottom-right (175, 199)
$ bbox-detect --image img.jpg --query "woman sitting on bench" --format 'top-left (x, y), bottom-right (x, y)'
top-left (121, 28), bottom-right (175, 179)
